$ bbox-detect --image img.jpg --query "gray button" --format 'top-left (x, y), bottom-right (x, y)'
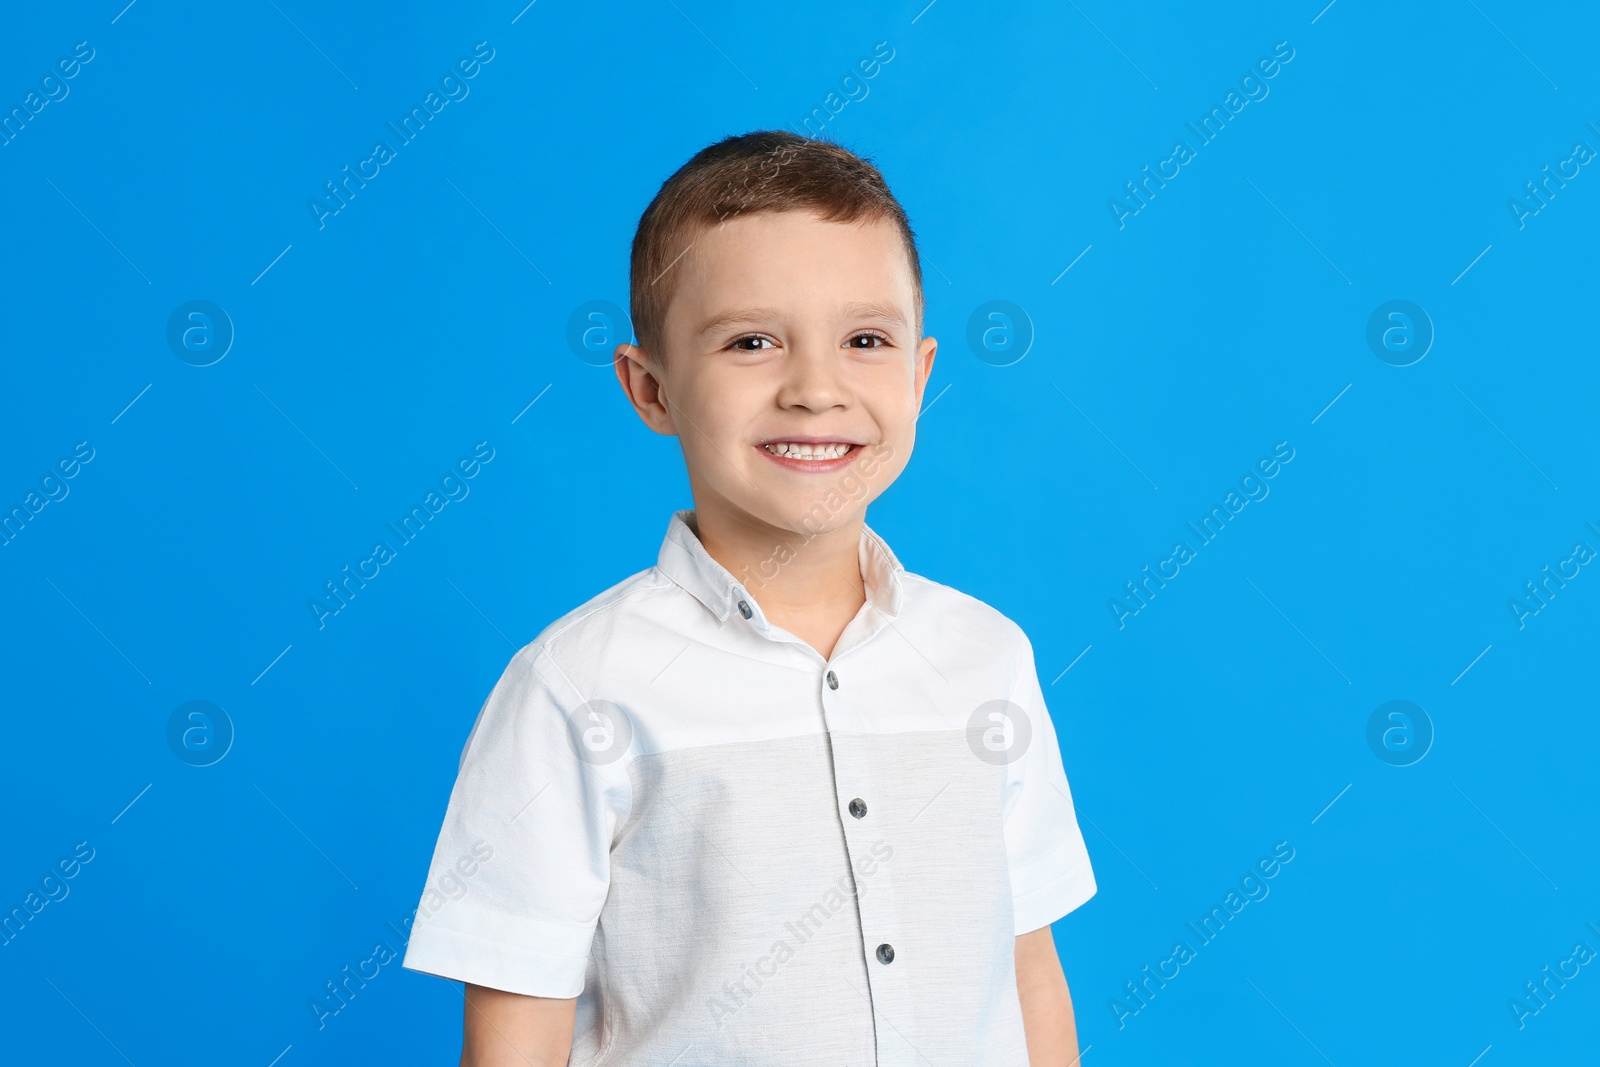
top-left (826, 670), bottom-right (838, 690)
top-left (849, 798), bottom-right (867, 819)
top-left (736, 599), bottom-right (752, 620)
top-left (876, 943), bottom-right (894, 965)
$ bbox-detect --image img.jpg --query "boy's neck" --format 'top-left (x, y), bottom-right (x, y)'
top-left (687, 502), bottom-right (867, 659)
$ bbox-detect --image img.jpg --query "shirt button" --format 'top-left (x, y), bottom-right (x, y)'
top-left (736, 599), bottom-right (753, 620)
top-left (826, 670), bottom-right (839, 690)
top-left (876, 943), bottom-right (895, 965)
top-left (849, 798), bottom-right (867, 819)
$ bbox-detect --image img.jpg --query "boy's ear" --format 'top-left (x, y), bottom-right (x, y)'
top-left (613, 342), bottom-right (678, 437)
top-left (913, 334), bottom-right (937, 409)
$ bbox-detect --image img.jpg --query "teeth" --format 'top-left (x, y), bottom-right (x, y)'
top-left (764, 442), bottom-right (853, 460)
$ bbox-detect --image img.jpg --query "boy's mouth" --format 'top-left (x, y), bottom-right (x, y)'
top-left (757, 437), bottom-right (863, 470)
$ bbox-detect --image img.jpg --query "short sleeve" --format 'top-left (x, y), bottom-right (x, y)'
top-left (400, 643), bottom-right (631, 997)
top-left (1000, 631), bottom-right (1097, 935)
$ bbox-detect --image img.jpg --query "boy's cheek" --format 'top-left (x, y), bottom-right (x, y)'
top-left (858, 442), bottom-right (894, 476)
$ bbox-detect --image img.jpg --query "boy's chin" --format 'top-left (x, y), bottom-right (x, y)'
top-left (735, 494), bottom-right (865, 539)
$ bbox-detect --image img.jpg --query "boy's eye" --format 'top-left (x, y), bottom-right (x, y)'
top-left (730, 335), bottom-right (774, 351)
top-left (848, 332), bottom-right (890, 349)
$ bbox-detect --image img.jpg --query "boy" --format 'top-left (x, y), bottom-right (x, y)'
top-left (402, 130), bottom-right (1097, 1065)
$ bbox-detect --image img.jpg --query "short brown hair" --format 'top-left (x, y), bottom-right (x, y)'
top-left (628, 130), bottom-right (924, 364)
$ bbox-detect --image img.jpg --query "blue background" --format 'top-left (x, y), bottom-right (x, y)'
top-left (3, 0), bottom-right (1596, 1063)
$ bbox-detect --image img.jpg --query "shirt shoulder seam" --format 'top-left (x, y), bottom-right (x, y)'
top-left (520, 568), bottom-right (678, 672)
top-left (897, 570), bottom-right (1030, 647)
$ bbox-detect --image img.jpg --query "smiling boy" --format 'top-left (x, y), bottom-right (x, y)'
top-left (401, 130), bottom-right (1097, 1065)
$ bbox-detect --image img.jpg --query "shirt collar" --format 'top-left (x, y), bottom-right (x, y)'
top-left (655, 508), bottom-right (905, 627)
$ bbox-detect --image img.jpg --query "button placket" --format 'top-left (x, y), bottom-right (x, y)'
top-left (820, 663), bottom-right (914, 1065)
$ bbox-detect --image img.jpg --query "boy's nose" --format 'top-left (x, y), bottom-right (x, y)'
top-left (775, 341), bottom-right (848, 411)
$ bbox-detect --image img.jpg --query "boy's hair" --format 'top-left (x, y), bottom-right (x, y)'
top-left (628, 130), bottom-right (924, 366)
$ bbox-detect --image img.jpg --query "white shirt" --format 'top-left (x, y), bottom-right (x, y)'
top-left (401, 508), bottom-right (1096, 1065)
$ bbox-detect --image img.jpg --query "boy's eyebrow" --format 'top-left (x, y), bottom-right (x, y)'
top-left (695, 301), bottom-right (908, 336)
top-left (842, 301), bottom-right (908, 329)
top-left (695, 306), bottom-right (784, 336)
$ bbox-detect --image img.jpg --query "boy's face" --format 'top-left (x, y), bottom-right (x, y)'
top-left (615, 209), bottom-right (935, 539)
